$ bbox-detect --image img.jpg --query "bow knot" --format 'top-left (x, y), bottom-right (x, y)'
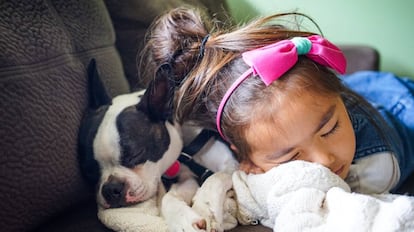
top-left (291, 37), bottom-right (312, 55)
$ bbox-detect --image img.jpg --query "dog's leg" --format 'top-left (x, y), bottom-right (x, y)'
top-left (191, 171), bottom-right (238, 232)
top-left (161, 165), bottom-right (208, 232)
top-left (222, 188), bottom-right (238, 229)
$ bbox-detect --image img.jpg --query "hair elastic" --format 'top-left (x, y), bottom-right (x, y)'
top-left (198, 34), bottom-right (210, 59)
top-left (216, 35), bottom-right (347, 140)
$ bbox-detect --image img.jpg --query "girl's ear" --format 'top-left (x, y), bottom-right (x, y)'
top-left (137, 64), bottom-right (174, 122)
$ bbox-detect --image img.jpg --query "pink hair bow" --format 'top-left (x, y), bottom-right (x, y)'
top-left (243, 35), bottom-right (346, 85)
top-left (216, 35), bottom-right (347, 139)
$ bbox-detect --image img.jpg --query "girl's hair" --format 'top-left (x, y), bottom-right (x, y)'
top-left (140, 7), bottom-right (392, 162)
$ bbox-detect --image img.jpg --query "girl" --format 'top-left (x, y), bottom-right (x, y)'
top-left (140, 7), bottom-right (414, 194)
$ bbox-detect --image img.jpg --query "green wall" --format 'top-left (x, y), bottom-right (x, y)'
top-left (226, 0), bottom-right (414, 78)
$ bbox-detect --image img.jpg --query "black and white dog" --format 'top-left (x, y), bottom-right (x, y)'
top-left (78, 60), bottom-right (238, 231)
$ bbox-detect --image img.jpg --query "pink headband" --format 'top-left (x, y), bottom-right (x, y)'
top-left (216, 35), bottom-right (347, 139)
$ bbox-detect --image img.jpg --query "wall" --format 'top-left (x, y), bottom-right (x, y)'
top-left (226, 0), bottom-right (414, 78)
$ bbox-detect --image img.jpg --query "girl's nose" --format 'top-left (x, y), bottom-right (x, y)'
top-left (309, 146), bottom-right (336, 169)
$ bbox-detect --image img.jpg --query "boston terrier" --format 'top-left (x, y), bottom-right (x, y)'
top-left (78, 60), bottom-right (238, 231)
top-left (78, 59), bottom-right (183, 208)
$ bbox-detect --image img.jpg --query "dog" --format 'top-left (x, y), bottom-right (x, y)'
top-left (78, 60), bottom-right (238, 231)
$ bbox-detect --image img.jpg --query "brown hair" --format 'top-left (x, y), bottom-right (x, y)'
top-left (140, 7), bottom-right (388, 162)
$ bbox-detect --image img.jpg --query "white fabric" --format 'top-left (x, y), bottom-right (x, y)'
top-left (232, 160), bottom-right (414, 232)
top-left (345, 152), bottom-right (400, 194)
top-left (98, 184), bottom-right (169, 232)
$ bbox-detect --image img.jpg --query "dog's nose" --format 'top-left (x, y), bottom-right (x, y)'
top-left (102, 180), bottom-right (125, 207)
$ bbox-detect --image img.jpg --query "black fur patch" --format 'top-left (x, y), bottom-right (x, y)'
top-left (117, 106), bottom-right (170, 168)
top-left (78, 105), bottom-right (109, 185)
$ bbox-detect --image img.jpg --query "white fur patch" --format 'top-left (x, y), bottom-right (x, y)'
top-left (157, 122), bottom-right (183, 173)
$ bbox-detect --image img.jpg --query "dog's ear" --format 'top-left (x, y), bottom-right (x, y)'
top-left (87, 59), bottom-right (112, 109)
top-left (137, 64), bottom-right (174, 122)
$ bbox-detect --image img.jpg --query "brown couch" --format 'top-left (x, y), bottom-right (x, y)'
top-left (0, 1), bottom-right (412, 232)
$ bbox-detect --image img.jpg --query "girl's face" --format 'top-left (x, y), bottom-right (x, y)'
top-left (243, 92), bottom-right (356, 180)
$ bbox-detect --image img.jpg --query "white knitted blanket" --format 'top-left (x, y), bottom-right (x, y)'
top-left (232, 160), bottom-right (414, 232)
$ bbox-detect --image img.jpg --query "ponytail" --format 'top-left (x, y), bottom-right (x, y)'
top-left (139, 7), bottom-right (213, 85)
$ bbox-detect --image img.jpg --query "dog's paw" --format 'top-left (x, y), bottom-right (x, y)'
top-left (191, 203), bottom-right (222, 232)
top-left (164, 201), bottom-right (208, 232)
top-left (162, 181), bottom-right (208, 232)
top-left (191, 172), bottom-right (238, 232)
top-left (191, 190), bottom-right (238, 232)
top-left (222, 189), bottom-right (238, 230)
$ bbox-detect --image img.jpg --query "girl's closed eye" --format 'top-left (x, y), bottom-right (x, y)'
top-left (278, 152), bottom-right (300, 164)
top-left (321, 120), bottom-right (340, 138)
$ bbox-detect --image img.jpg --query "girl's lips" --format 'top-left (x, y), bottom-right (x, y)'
top-left (334, 165), bottom-right (344, 175)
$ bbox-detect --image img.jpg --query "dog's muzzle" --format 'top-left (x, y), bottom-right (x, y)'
top-left (101, 178), bottom-right (127, 208)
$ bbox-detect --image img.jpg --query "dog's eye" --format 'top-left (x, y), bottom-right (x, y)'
top-left (117, 109), bottom-right (171, 168)
top-left (121, 147), bottom-right (147, 168)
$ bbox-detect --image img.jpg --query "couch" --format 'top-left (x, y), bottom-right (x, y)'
top-left (0, 1), bottom-right (412, 232)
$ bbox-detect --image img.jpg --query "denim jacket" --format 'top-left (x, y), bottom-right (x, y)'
top-left (342, 71), bottom-right (414, 189)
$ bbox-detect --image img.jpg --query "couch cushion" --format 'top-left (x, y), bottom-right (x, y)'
top-left (34, 200), bottom-right (113, 232)
top-left (0, 1), bottom-right (129, 231)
